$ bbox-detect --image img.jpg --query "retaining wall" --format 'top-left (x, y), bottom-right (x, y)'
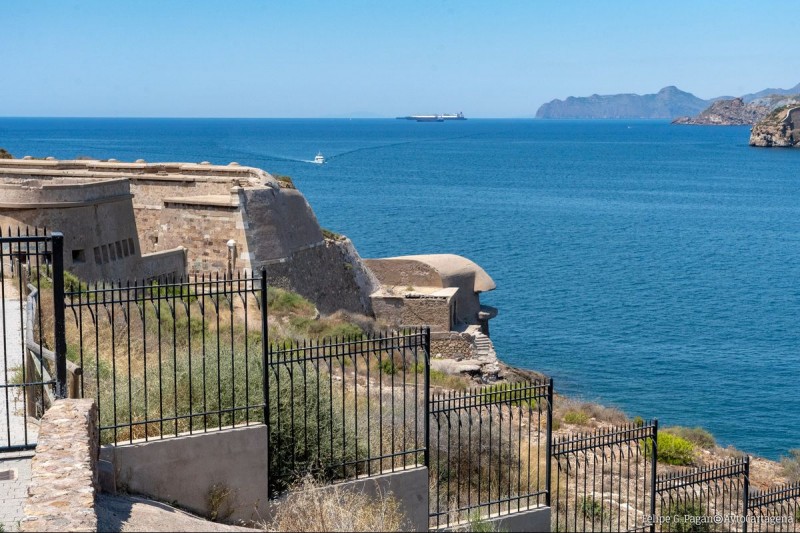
top-left (99, 425), bottom-right (269, 524)
top-left (22, 399), bottom-right (99, 532)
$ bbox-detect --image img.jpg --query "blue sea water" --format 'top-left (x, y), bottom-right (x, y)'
top-left (1, 117), bottom-right (798, 459)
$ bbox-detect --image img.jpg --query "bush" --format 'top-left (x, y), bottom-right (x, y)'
top-left (563, 410), bottom-right (590, 425)
top-left (267, 363), bottom-right (365, 495)
top-left (662, 502), bottom-right (710, 532)
top-left (581, 496), bottom-right (605, 521)
top-left (267, 475), bottom-right (409, 532)
top-left (267, 287), bottom-right (316, 316)
top-left (664, 426), bottom-right (716, 450)
top-left (644, 432), bottom-right (695, 466)
top-left (428, 368), bottom-right (469, 390)
top-left (480, 383), bottom-right (535, 408)
top-left (780, 449), bottom-right (800, 482)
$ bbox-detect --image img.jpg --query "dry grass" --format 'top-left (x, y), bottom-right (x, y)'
top-left (553, 395), bottom-right (629, 432)
top-left (266, 476), bottom-right (411, 532)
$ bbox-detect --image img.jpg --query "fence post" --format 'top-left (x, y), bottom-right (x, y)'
top-left (545, 378), bottom-right (553, 508)
top-left (51, 232), bottom-right (67, 399)
top-left (423, 327), bottom-right (430, 469)
top-left (743, 455), bottom-right (750, 533)
top-left (260, 270), bottom-right (269, 411)
top-left (650, 418), bottom-right (658, 533)
top-left (260, 268), bottom-right (272, 496)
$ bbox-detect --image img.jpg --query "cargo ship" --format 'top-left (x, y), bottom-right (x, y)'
top-left (396, 112), bottom-right (466, 122)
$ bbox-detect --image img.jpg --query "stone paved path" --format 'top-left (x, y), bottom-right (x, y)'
top-left (1, 280), bottom-right (36, 533)
top-left (0, 452), bottom-right (34, 532)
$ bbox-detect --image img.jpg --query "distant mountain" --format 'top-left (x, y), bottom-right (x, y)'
top-left (535, 86), bottom-right (710, 119)
top-left (741, 82), bottom-right (800, 103)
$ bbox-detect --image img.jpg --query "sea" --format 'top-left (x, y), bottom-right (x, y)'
top-left (1, 117), bottom-right (798, 459)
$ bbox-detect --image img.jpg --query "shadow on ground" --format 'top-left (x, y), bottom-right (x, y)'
top-left (96, 493), bottom-right (254, 532)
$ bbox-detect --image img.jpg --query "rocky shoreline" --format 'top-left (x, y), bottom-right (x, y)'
top-left (749, 104), bottom-right (800, 147)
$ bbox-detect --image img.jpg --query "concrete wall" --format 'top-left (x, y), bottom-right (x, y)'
top-left (22, 399), bottom-right (99, 532)
top-left (99, 425), bottom-right (269, 524)
top-left (139, 247), bottom-right (187, 281)
top-left (336, 467), bottom-right (429, 533)
top-left (270, 467), bottom-right (430, 533)
top-left (483, 505), bottom-right (550, 532)
top-left (434, 505), bottom-right (551, 532)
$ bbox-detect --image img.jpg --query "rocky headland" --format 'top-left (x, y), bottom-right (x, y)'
top-left (672, 97), bottom-right (769, 125)
top-left (673, 94), bottom-right (800, 126)
top-left (749, 104), bottom-right (800, 147)
top-left (535, 86), bottom-right (710, 119)
top-left (537, 82), bottom-right (800, 122)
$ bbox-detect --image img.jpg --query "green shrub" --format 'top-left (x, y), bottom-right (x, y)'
top-left (267, 362), bottom-right (365, 495)
top-left (273, 174), bottom-right (295, 189)
top-left (428, 368), bottom-right (469, 390)
top-left (780, 449), bottom-right (800, 482)
top-left (664, 426), bottom-right (716, 449)
top-left (379, 358), bottom-right (397, 375)
top-left (632, 416), bottom-right (645, 427)
top-left (267, 287), bottom-right (315, 316)
top-left (321, 228), bottom-right (344, 240)
top-left (662, 502), bottom-right (710, 532)
top-left (643, 432), bottom-right (695, 466)
top-left (581, 496), bottom-right (605, 521)
top-left (563, 410), bottom-right (590, 425)
top-left (480, 383), bottom-right (534, 408)
top-left (467, 512), bottom-right (500, 532)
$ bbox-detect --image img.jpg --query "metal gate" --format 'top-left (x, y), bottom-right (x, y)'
top-left (1, 229), bottom-right (67, 452)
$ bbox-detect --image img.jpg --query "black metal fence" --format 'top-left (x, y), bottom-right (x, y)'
top-left (5, 226), bottom-right (800, 531)
top-left (428, 379), bottom-right (552, 529)
top-left (551, 421), bottom-right (658, 532)
top-left (64, 272), bottom-right (266, 446)
top-left (749, 482), bottom-right (800, 532)
top-left (655, 457), bottom-right (748, 532)
top-left (265, 328), bottom-right (430, 496)
top-left (1, 228), bottom-right (67, 452)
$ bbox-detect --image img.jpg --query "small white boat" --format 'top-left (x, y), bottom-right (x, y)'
top-left (313, 152), bottom-right (325, 164)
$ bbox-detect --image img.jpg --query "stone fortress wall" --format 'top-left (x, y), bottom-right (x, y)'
top-left (0, 170), bottom-right (183, 281)
top-left (0, 158), bottom-right (374, 314)
top-left (1, 156), bottom-right (501, 378)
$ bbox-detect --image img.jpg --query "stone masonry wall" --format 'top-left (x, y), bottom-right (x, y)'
top-left (431, 331), bottom-right (475, 359)
top-left (266, 240), bottom-right (369, 315)
top-left (22, 399), bottom-right (99, 532)
top-left (157, 204), bottom-right (244, 273)
top-left (401, 297), bottom-right (452, 332)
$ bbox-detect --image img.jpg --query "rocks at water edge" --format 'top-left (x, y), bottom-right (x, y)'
top-left (749, 105), bottom-right (800, 147)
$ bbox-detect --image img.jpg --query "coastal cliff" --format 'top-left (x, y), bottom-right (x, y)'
top-left (749, 105), bottom-right (800, 147)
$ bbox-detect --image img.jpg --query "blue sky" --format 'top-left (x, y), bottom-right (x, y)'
top-left (1, 0), bottom-right (796, 118)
